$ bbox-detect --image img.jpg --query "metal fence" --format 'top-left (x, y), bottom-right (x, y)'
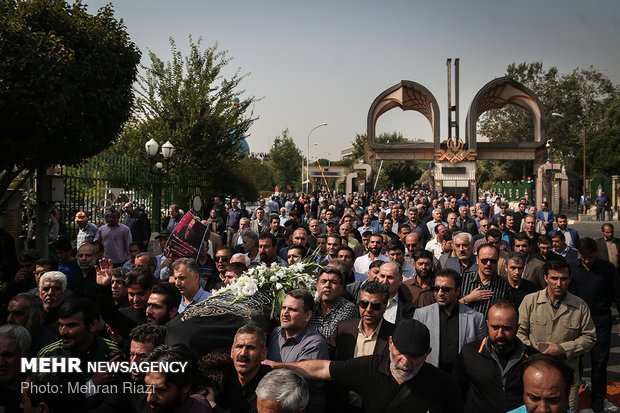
top-left (24, 154), bottom-right (211, 241)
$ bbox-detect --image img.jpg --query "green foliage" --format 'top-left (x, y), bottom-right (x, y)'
top-left (0, 0), bottom-right (140, 195)
top-left (126, 37), bottom-right (257, 195)
top-left (353, 132), bottom-right (426, 190)
top-left (231, 156), bottom-right (276, 200)
top-left (269, 129), bottom-right (303, 190)
top-left (477, 62), bottom-right (616, 184)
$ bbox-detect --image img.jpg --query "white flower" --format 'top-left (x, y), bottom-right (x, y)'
top-left (276, 283), bottom-right (283, 291)
top-left (269, 275), bottom-right (278, 282)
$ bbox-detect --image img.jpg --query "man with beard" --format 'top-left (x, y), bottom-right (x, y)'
top-left (72, 242), bottom-right (99, 300)
top-left (454, 301), bottom-right (537, 413)
top-left (38, 271), bottom-right (68, 333)
top-left (96, 263), bottom-right (154, 338)
top-left (146, 283), bottom-right (181, 325)
top-left (404, 250), bottom-right (436, 307)
top-left (0, 325), bottom-right (32, 413)
top-left (265, 319), bottom-right (462, 413)
top-left (210, 324), bottom-right (271, 412)
top-left (253, 233), bottom-right (287, 268)
top-left (387, 240), bottom-right (415, 280)
top-left (6, 293), bottom-right (57, 356)
top-left (445, 232), bottom-right (478, 275)
top-left (353, 234), bottom-right (388, 277)
top-left (414, 269), bottom-right (486, 374)
top-left (143, 344), bottom-right (212, 412)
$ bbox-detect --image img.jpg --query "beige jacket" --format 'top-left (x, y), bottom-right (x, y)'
top-left (517, 289), bottom-right (596, 380)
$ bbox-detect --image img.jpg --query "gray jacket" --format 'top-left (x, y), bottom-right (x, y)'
top-left (413, 302), bottom-right (487, 367)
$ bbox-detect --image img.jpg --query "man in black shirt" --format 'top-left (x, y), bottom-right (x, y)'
top-left (570, 237), bottom-right (620, 413)
top-left (454, 301), bottom-right (537, 412)
top-left (211, 324), bottom-right (271, 413)
top-left (504, 252), bottom-right (537, 308)
top-left (265, 319), bottom-right (463, 413)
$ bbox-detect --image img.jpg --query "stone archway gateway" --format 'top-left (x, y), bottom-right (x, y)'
top-left (364, 58), bottom-right (557, 206)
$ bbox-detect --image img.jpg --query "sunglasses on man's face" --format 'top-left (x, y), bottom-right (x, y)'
top-left (479, 258), bottom-right (498, 264)
top-left (359, 300), bottom-right (382, 311)
top-left (215, 256), bottom-right (230, 262)
top-left (432, 286), bottom-right (454, 293)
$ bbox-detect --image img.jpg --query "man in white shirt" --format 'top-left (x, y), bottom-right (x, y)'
top-left (353, 234), bottom-right (388, 276)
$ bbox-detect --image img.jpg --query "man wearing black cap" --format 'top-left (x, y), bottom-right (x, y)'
top-left (264, 319), bottom-right (463, 413)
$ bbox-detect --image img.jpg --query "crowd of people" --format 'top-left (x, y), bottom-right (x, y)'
top-left (1, 188), bottom-right (619, 413)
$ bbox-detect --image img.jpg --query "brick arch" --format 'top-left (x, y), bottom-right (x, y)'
top-left (465, 77), bottom-right (546, 149)
top-left (367, 80), bottom-right (441, 151)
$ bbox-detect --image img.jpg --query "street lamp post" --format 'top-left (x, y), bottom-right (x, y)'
top-left (145, 139), bottom-right (175, 231)
top-left (306, 123), bottom-right (327, 194)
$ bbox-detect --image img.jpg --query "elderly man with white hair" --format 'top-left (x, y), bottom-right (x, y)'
top-left (256, 369), bottom-right (309, 413)
top-left (38, 271), bottom-right (68, 327)
top-left (444, 232), bottom-right (478, 275)
top-left (0, 324), bottom-right (32, 412)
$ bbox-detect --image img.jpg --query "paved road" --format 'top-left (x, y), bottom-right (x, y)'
top-left (568, 220), bottom-right (620, 384)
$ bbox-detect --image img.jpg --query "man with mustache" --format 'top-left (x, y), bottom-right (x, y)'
top-left (210, 324), bottom-right (271, 412)
top-left (454, 301), bottom-right (537, 412)
top-left (72, 242), bottom-right (99, 300)
top-left (309, 267), bottom-right (358, 338)
top-left (353, 233), bottom-right (388, 277)
top-left (264, 319), bottom-right (462, 413)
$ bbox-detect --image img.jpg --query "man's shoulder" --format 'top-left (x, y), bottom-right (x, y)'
top-left (563, 291), bottom-right (589, 309)
top-left (520, 289), bottom-right (545, 306)
top-left (37, 339), bottom-right (64, 357)
top-left (413, 302), bottom-right (438, 318)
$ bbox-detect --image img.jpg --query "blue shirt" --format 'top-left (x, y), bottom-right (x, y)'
top-left (178, 287), bottom-right (211, 313)
top-left (58, 258), bottom-right (80, 289)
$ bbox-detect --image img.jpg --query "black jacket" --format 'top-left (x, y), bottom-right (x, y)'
top-left (453, 337), bottom-right (538, 413)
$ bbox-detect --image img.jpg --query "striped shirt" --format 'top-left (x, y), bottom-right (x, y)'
top-left (461, 271), bottom-right (514, 317)
top-left (38, 335), bottom-right (120, 359)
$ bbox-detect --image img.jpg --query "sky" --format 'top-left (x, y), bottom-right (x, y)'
top-left (87, 0), bottom-right (620, 161)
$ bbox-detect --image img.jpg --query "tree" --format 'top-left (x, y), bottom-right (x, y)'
top-left (269, 129), bottom-right (303, 190)
top-left (352, 132), bottom-right (428, 190)
top-left (120, 37), bottom-right (258, 196)
top-left (477, 62), bottom-right (616, 191)
top-left (0, 0), bottom-right (140, 252)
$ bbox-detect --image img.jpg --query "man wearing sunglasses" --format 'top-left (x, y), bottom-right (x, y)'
top-left (413, 269), bottom-right (485, 374)
top-left (328, 281), bottom-right (394, 360)
top-left (326, 281), bottom-right (394, 411)
top-left (460, 244), bottom-right (514, 317)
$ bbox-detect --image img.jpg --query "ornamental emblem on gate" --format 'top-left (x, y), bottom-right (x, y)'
top-left (435, 136), bottom-right (477, 164)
